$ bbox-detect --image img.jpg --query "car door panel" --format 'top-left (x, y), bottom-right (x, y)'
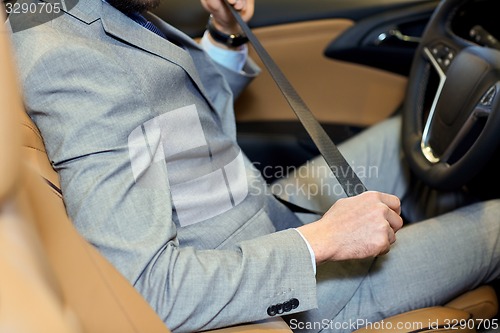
top-left (234, 18), bottom-right (408, 127)
top-left (325, 1), bottom-right (440, 75)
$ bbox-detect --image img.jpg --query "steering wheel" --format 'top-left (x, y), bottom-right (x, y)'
top-left (403, 0), bottom-right (500, 190)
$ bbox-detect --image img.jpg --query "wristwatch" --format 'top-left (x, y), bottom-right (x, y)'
top-left (207, 16), bottom-right (248, 48)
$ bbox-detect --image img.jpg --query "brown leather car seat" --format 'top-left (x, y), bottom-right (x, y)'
top-left (1, 9), bottom-right (497, 333)
top-left (1, 16), bottom-right (173, 333)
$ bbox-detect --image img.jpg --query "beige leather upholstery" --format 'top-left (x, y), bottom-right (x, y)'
top-left (446, 285), bottom-right (499, 322)
top-left (1, 10), bottom-right (497, 333)
top-left (235, 19), bottom-right (408, 127)
top-left (21, 107), bottom-right (61, 192)
top-left (208, 319), bottom-right (294, 333)
top-left (355, 307), bottom-right (474, 333)
top-left (0, 20), bottom-right (21, 202)
top-left (353, 286), bottom-right (498, 333)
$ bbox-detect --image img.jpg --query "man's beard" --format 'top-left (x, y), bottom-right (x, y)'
top-left (107, 0), bottom-right (161, 14)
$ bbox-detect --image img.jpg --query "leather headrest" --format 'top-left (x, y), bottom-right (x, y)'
top-left (0, 10), bottom-right (23, 202)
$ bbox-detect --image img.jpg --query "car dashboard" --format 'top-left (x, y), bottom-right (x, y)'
top-left (450, 0), bottom-right (500, 50)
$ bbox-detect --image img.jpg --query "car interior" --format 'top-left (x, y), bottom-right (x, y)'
top-left (1, 0), bottom-right (500, 331)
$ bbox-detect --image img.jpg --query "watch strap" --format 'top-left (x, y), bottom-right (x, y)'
top-left (207, 16), bottom-right (248, 48)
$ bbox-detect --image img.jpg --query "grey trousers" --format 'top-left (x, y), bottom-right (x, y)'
top-left (274, 115), bottom-right (500, 332)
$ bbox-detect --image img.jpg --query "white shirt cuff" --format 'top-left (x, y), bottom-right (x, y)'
top-left (294, 228), bottom-right (317, 275)
top-left (200, 31), bottom-right (248, 73)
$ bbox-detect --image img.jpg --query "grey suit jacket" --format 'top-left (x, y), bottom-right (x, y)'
top-left (9, 0), bottom-right (372, 331)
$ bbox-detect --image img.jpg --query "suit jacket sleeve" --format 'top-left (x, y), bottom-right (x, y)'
top-left (215, 55), bottom-right (261, 99)
top-left (13, 32), bottom-right (318, 332)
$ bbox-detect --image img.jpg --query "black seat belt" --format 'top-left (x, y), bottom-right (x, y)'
top-left (224, 2), bottom-right (367, 198)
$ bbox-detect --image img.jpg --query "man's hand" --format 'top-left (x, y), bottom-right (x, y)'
top-left (200, 0), bottom-right (254, 35)
top-left (297, 191), bottom-right (403, 264)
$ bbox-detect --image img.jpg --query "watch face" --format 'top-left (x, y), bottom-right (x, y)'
top-left (228, 35), bottom-right (248, 47)
top-left (207, 17), bottom-right (248, 47)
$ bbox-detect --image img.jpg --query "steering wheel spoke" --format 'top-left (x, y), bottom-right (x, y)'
top-left (425, 43), bottom-right (457, 74)
top-left (422, 82), bottom-right (499, 165)
top-left (420, 47), bottom-right (447, 164)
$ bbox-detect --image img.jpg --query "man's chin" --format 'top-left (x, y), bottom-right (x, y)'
top-left (107, 0), bottom-right (161, 14)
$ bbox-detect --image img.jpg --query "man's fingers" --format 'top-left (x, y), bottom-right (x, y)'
top-left (378, 246), bottom-right (391, 256)
top-left (380, 193), bottom-right (401, 216)
top-left (377, 225), bottom-right (395, 257)
top-left (234, 0), bottom-right (245, 10)
top-left (386, 207), bottom-right (404, 232)
top-left (387, 225), bottom-right (396, 244)
top-left (225, 0), bottom-right (245, 11)
top-left (362, 191), bottom-right (401, 216)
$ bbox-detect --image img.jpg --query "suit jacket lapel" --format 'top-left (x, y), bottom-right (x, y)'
top-left (98, 2), bottom-right (216, 110)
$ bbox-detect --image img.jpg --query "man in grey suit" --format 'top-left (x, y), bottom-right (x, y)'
top-left (8, 0), bottom-right (500, 331)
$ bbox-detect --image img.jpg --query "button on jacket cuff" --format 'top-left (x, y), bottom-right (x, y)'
top-left (201, 31), bottom-right (248, 73)
top-left (267, 298), bottom-right (300, 317)
top-left (294, 228), bottom-right (317, 275)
